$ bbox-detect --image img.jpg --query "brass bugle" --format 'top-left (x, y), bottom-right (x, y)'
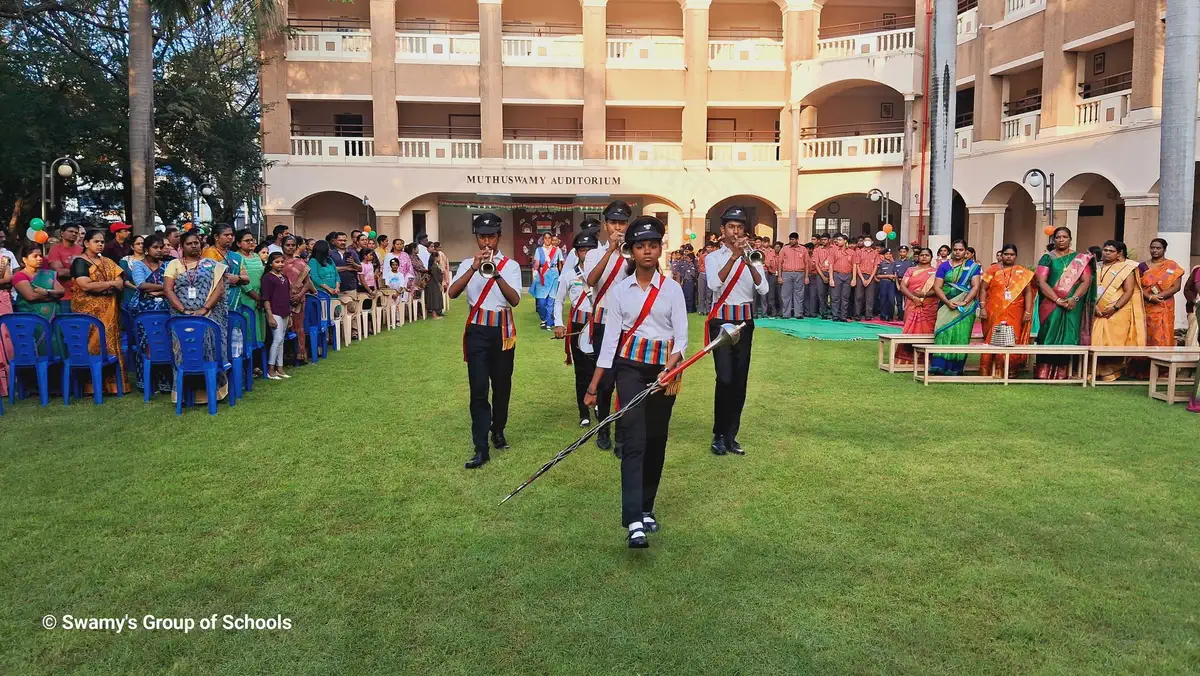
top-left (479, 249), bottom-right (496, 278)
top-left (746, 248), bottom-right (764, 265)
top-left (620, 243), bottom-right (633, 260)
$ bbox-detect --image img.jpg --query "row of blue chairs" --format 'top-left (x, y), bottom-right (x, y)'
top-left (1, 291), bottom-right (342, 416)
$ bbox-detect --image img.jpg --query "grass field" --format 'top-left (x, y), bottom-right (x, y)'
top-left (3, 300), bottom-right (1198, 674)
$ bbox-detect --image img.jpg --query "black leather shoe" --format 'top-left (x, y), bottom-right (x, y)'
top-left (596, 428), bottom-right (612, 450)
top-left (465, 450), bottom-right (490, 469)
top-left (491, 432), bottom-right (510, 450)
top-left (642, 513), bottom-right (659, 533)
top-left (727, 438), bottom-right (745, 455)
top-left (627, 527), bottom-right (649, 549)
top-left (711, 435), bottom-right (727, 456)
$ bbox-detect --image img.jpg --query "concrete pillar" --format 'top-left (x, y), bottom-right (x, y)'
top-left (370, 0), bottom-right (399, 156)
top-left (479, 0), bottom-right (505, 159)
top-left (971, 0), bottom-right (1004, 142)
top-left (375, 212), bottom-right (401, 240)
top-left (1130, 0), bottom-right (1166, 118)
top-left (260, 25), bottom-right (290, 155)
top-left (582, 0), bottom-right (608, 162)
top-left (779, 2), bottom-right (819, 161)
top-left (266, 210), bottom-right (297, 236)
top-left (681, 0), bottom-right (711, 163)
top-left (1122, 198), bottom-right (1160, 261)
top-left (798, 210), bottom-right (816, 240)
top-left (900, 96), bottom-right (914, 244)
top-left (1038, 0), bottom-right (1075, 135)
top-left (425, 207), bottom-right (441, 242)
top-left (967, 207), bottom-right (1006, 262)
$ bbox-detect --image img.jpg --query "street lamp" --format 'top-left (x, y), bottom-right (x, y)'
top-left (191, 182), bottom-right (218, 225)
top-left (41, 156), bottom-right (82, 225)
top-left (1023, 168), bottom-right (1055, 233)
top-left (868, 188), bottom-right (890, 230)
top-left (362, 195), bottom-right (371, 229)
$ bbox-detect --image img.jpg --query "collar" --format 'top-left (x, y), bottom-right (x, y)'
top-left (623, 270), bottom-right (663, 290)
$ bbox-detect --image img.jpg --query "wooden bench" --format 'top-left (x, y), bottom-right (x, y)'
top-left (1149, 354), bottom-right (1199, 404)
top-left (1087, 346), bottom-right (1200, 386)
top-left (912, 344), bottom-right (1090, 386)
top-left (878, 332), bottom-right (984, 374)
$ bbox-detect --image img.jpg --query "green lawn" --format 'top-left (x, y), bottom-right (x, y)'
top-left (2, 301), bottom-right (1198, 674)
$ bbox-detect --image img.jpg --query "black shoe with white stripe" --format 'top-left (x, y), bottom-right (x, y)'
top-left (627, 522), bottom-right (649, 548)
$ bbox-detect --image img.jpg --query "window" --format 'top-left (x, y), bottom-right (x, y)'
top-left (413, 211), bottom-right (427, 241)
top-left (334, 114), bottom-right (365, 137)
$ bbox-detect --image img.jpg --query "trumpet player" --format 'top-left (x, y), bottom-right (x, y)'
top-left (581, 200), bottom-right (633, 452)
top-left (704, 206), bottom-right (767, 456)
top-left (553, 228), bottom-right (600, 428)
top-left (448, 213), bottom-right (522, 470)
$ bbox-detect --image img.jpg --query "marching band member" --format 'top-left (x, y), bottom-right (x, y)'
top-left (448, 213), bottom-right (523, 470)
top-left (582, 200), bottom-right (633, 452)
top-left (584, 216), bottom-right (687, 549)
top-left (554, 228), bottom-right (600, 428)
top-left (529, 231), bottom-right (564, 330)
top-left (704, 206), bottom-right (767, 456)
top-left (562, 217), bottom-right (601, 274)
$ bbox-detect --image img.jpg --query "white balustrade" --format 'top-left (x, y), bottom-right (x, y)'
top-left (395, 32), bottom-right (481, 63)
top-left (707, 39), bottom-right (785, 69)
top-left (501, 34), bottom-right (583, 66)
top-left (605, 142), bottom-right (683, 165)
top-left (954, 125), bottom-right (973, 155)
top-left (957, 7), bottom-right (978, 44)
top-left (1005, 0), bottom-right (1044, 18)
top-left (290, 137), bottom-right (375, 162)
top-left (606, 37), bottom-right (685, 67)
top-left (503, 141), bottom-right (583, 166)
top-left (1001, 111), bottom-right (1040, 142)
top-left (798, 133), bottom-right (903, 167)
top-left (1075, 91), bottom-right (1130, 129)
top-left (816, 27), bottom-right (914, 59)
top-left (706, 142), bottom-right (780, 165)
top-left (287, 31), bottom-right (372, 61)
top-left (396, 139), bottom-right (482, 164)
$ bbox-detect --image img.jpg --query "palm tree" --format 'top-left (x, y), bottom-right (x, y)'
top-left (128, 0), bottom-right (155, 233)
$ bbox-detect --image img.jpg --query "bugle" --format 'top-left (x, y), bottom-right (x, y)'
top-left (479, 249), bottom-right (496, 278)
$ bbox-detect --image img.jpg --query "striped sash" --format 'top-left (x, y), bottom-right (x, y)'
top-left (618, 334), bottom-right (673, 366)
top-left (716, 302), bottom-right (753, 322)
top-left (468, 308), bottom-right (515, 347)
top-left (569, 307), bottom-right (590, 325)
top-left (591, 306), bottom-right (607, 325)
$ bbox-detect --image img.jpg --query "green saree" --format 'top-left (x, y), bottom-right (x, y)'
top-left (930, 260), bottom-right (981, 375)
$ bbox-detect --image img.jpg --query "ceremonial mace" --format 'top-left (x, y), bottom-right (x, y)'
top-left (499, 322), bottom-right (746, 505)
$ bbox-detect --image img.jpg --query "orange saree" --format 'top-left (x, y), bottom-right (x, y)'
top-left (979, 264), bottom-right (1034, 377)
top-left (1140, 259), bottom-right (1185, 347)
top-left (70, 255), bottom-right (129, 394)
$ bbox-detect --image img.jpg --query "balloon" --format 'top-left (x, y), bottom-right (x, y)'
top-left (34, 230), bottom-right (49, 244)
top-left (684, 228), bottom-right (692, 235)
top-left (183, 223), bottom-right (193, 231)
top-left (1042, 225), bottom-right (1055, 236)
top-left (882, 223), bottom-right (893, 233)
top-left (875, 230), bottom-right (887, 241)
top-left (689, 233), bottom-right (697, 240)
top-left (29, 217), bottom-right (45, 231)
top-left (363, 225), bottom-right (372, 233)
top-left (887, 231), bottom-right (897, 240)
top-left (26, 227), bottom-right (38, 241)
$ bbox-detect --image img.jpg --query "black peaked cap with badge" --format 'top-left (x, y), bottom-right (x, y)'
top-left (720, 206), bottom-right (749, 224)
top-left (579, 217), bottom-right (603, 235)
top-left (573, 230), bottom-right (599, 250)
top-left (472, 212), bottom-right (503, 235)
top-left (625, 216), bottom-right (665, 244)
top-left (603, 200), bottom-right (632, 222)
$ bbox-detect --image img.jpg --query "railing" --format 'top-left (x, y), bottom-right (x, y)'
top-left (396, 139), bottom-right (481, 164)
top-left (291, 123), bottom-right (373, 137)
top-left (1005, 0), bottom-right (1045, 18)
top-left (799, 133), bottom-right (903, 167)
top-left (955, 111), bottom-right (973, 128)
top-left (957, 6), bottom-right (978, 43)
top-left (1001, 111), bottom-right (1040, 142)
top-left (607, 129), bottom-right (682, 141)
top-left (818, 16), bottom-right (915, 40)
top-left (290, 18), bottom-right (371, 31)
top-left (606, 36), bottom-right (685, 64)
top-left (606, 142), bottom-right (683, 165)
top-left (708, 39), bottom-right (785, 67)
top-left (707, 130), bottom-right (780, 143)
top-left (287, 30), bottom-right (371, 60)
top-left (958, 0), bottom-right (978, 11)
top-left (502, 34), bottom-right (584, 65)
top-left (395, 20), bottom-right (479, 33)
top-left (706, 142), bottom-right (781, 165)
top-left (396, 31), bottom-right (480, 62)
top-left (504, 128), bottom-right (583, 141)
top-left (954, 125), bottom-right (973, 155)
top-left (504, 140), bottom-right (584, 166)
top-left (1076, 91), bottom-right (1130, 128)
top-left (817, 27), bottom-right (914, 59)
top-left (606, 26), bottom-right (684, 38)
top-left (1004, 94), bottom-right (1042, 117)
top-left (502, 23), bottom-right (583, 36)
top-left (398, 125), bottom-right (480, 140)
top-left (799, 121), bottom-right (904, 139)
top-left (1080, 71), bottom-right (1132, 99)
top-left (290, 136), bottom-right (375, 162)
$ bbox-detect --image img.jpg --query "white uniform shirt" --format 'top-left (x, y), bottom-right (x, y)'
top-left (582, 242), bottom-right (630, 312)
top-left (563, 248), bottom-right (579, 275)
top-left (597, 271), bottom-right (689, 369)
top-left (553, 260), bottom-right (592, 327)
top-left (418, 244), bottom-right (431, 269)
top-left (452, 251), bottom-right (523, 311)
top-left (704, 245), bottom-right (769, 302)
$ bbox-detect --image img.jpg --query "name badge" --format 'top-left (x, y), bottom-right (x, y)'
top-left (1003, 290), bottom-right (1012, 301)
top-left (1096, 286), bottom-right (1106, 298)
top-left (187, 287), bottom-right (198, 300)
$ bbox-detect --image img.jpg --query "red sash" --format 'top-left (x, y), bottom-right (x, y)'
top-left (613, 278), bottom-right (662, 408)
top-left (705, 257), bottom-right (746, 343)
top-left (537, 248), bottom-right (551, 286)
top-left (462, 257), bottom-right (511, 362)
top-left (587, 254), bottom-right (625, 339)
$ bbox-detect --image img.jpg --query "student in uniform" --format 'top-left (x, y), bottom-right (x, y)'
top-left (810, 234), bottom-right (832, 318)
top-left (562, 217), bottom-right (601, 277)
top-left (875, 248), bottom-right (899, 321)
top-left (448, 213), bottom-right (523, 470)
top-left (828, 233), bottom-right (854, 321)
top-left (584, 216), bottom-right (687, 549)
top-left (554, 229), bottom-right (600, 428)
top-left (529, 231), bottom-right (564, 330)
top-left (704, 206), bottom-right (768, 456)
top-left (582, 200), bottom-right (634, 451)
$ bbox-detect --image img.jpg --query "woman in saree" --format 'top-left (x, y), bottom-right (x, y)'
top-left (407, 243), bottom-right (430, 318)
top-left (0, 241), bottom-right (15, 397)
top-left (280, 235), bottom-right (315, 362)
top-left (977, 244), bottom-right (1035, 378)
top-left (164, 229), bottom-right (229, 403)
top-left (128, 235), bottom-right (173, 394)
top-left (235, 230), bottom-right (265, 345)
top-left (930, 239), bottom-right (982, 376)
top-left (1138, 238), bottom-right (1185, 347)
top-left (12, 246), bottom-right (64, 352)
top-left (119, 234), bottom-right (145, 312)
top-left (1091, 240), bottom-right (1146, 382)
top-left (1034, 227), bottom-right (1094, 380)
top-left (1184, 264), bottom-right (1200, 347)
top-left (202, 223), bottom-right (248, 311)
top-left (70, 228), bottom-right (130, 394)
top-left (895, 248), bottom-right (938, 365)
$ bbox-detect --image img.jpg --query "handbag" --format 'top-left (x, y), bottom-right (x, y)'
top-left (989, 321), bottom-right (1016, 347)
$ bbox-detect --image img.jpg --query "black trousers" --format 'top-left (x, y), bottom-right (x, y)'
top-left (615, 357), bottom-right (676, 526)
top-left (464, 324), bottom-right (515, 453)
top-left (590, 322), bottom-right (615, 432)
top-left (709, 318), bottom-right (754, 443)
top-left (569, 320), bottom-right (597, 420)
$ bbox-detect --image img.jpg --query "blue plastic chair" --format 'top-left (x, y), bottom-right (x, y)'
top-left (53, 314), bottom-right (125, 405)
top-left (120, 307), bottom-right (136, 372)
top-left (237, 307), bottom-right (266, 383)
top-left (133, 310), bottom-right (173, 402)
top-left (303, 294), bottom-right (326, 363)
top-left (316, 291), bottom-right (339, 352)
top-left (0, 314), bottom-right (60, 407)
top-left (166, 315), bottom-right (233, 416)
top-left (227, 310), bottom-right (252, 402)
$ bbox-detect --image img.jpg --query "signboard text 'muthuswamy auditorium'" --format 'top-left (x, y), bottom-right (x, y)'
top-left (465, 174), bottom-right (621, 186)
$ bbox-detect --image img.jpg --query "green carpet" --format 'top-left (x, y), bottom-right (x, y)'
top-left (756, 317), bottom-right (897, 341)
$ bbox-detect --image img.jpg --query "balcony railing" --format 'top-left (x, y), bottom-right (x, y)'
top-left (504, 141), bottom-right (584, 166)
top-left (504, 128), bottom-right (583, 142)
top-left (954, 125), bottom-right (973, 155)
top-left (1005, 0), bottom-right (1045, 18)
top-left (291, 123), bottom-right (374, 137)
top-left (287, 28), bottom-right (372, 61)
top-left (606, 35), bottom-right (685, 66)
top-left (396, 31), bottom-right (480, 62)
top-left (1076, 91), bottom-right (1130, 128)
top-left (290, 136), bottom-right (375, 162)
top-left (958, 0), bottom-right (978, 11)
top-left (706, 142), bottom-right (780, 165)
top-left (708, 39), bottom-right (785, 68)
top-left (397, 139), bottom-right (481, 164)
top-left (799, 133), bottom-right (903, 168)
top-left (606, 142), bottom-right (683, 165)
top-left (395, 19), bottom-right (479, 33)
top-left (606, 26), bottom-right (683, 38)
top-left (707, 130), bottom-right (779, 143)
top-left (818, 16), bottom-right (915, 40)
top-left (709, 27), bottom-right (783, 40)
top-left (799, 121), bottom-right (904, 139)
top-left (955, 111), bottom-right (973, 128)
top-left (817, 26), bottom-right (915, 59)
top-left (1001, 111), bottom-right (1040, 142)
top-left (1080, 71), bottom-right (1132, 99)
top-left (957, 6), bottom-right (978, 43)
top-left (607, 129), bottom-right (682, 142)
top-left (502, 23), bottom-right (583, 36)
top-left (398, 125), bottom-right (480, 140)
top-left (502, 34), bottom-right (583, 66)
top-left (1003, 94), bottom-right (1042, 117)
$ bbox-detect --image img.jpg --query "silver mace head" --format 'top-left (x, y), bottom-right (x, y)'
top-left (716, 322), bottom-right (745, 348)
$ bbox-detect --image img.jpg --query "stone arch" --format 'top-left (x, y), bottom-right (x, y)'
top-left (292, 191), bottom-right (377, 240)
top-left (808, 191), bottom-right (902, 242)
top-left (979, 180), bottom-right (1039, 267)
top-left (705, 194), bottom-right (783, 240)
top-left (1054, 173), bottom-right (1125, 253)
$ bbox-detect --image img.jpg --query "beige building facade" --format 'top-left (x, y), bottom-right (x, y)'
top-left (262, 0), bottom-right (1199, 271)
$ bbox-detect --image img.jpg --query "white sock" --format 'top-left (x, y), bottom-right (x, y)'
top-left (628, 521), bottom-right (644, 534)
top-left (642, 514), bottom-right (656, 525)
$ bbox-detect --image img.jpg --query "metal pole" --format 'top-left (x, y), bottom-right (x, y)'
top-left (927, 0), bottom-right (957, 253)
top-left (789, 103), bottom-right (800, 237)
top-left (1047, 173), bottom-right (1055, 230)
top-left (40, 162), bottom-right (48, 223)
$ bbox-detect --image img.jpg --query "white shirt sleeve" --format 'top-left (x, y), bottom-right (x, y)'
top-left (452, 257), bottom-right (473, 284)
top-left (501, 256), bottom-right (523, 301)
top-left (553, 267), bottom-right (572, 327)
top-left (596, 286), bottom-right (623, 369)
top-left (583, 247), bottom-right (605, 279)
top-left (705, 248), bottom-right (726, 293)
top-left (752, 263), bottom-right (769, 295)
top-left (668, 281), bottom-right (688, 357)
